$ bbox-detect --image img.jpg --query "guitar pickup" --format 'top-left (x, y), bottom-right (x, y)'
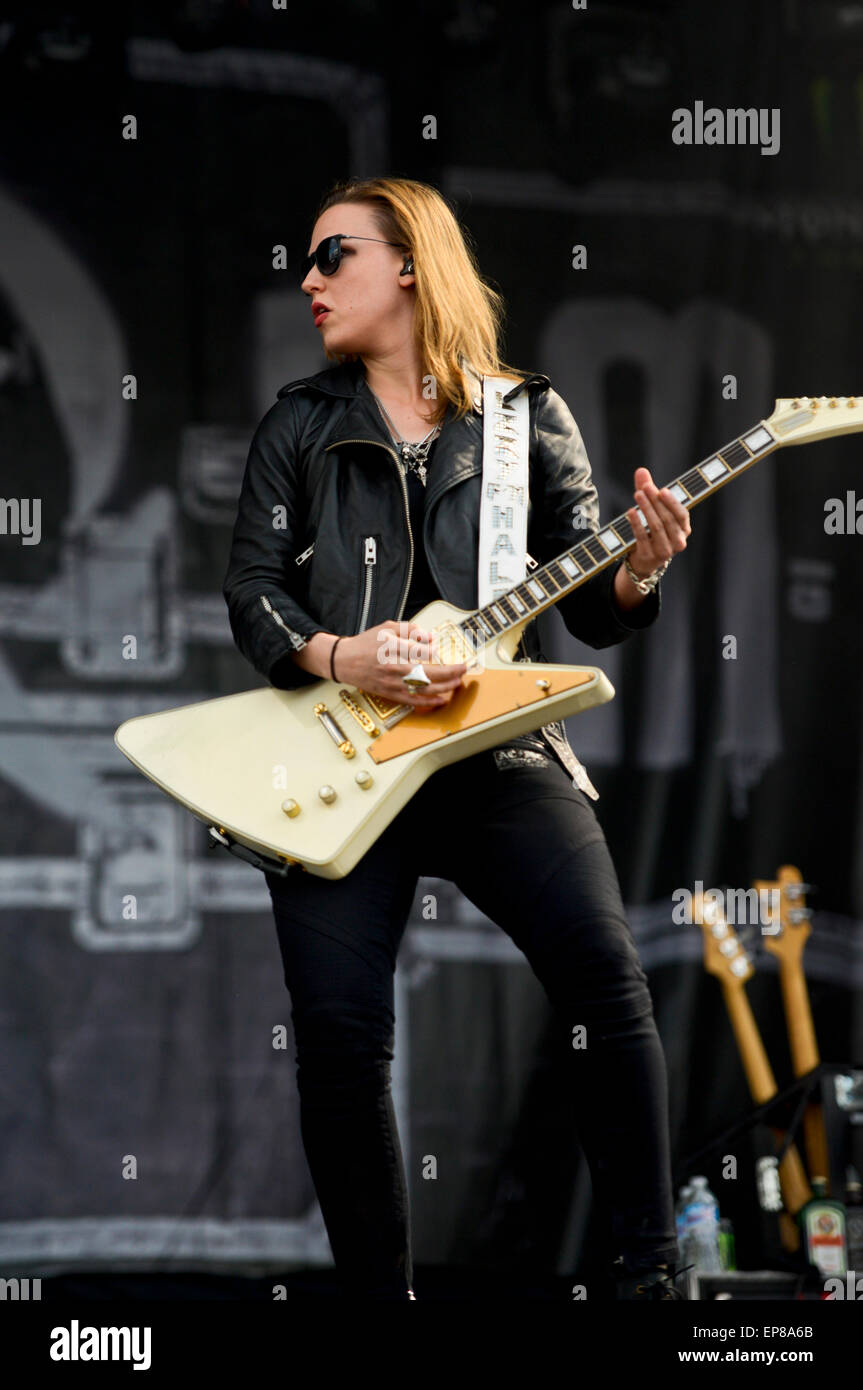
top-left (338, 689), bottom-right (380, 737)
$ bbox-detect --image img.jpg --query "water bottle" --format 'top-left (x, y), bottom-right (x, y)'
top-left (675, 1182), bottom-right (694, 1251)
top-left (681, 1175), bottom-right (722, 1273)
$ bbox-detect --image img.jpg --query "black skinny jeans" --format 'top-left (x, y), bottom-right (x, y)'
top-left (265, 743), bottom-right (679, 1299)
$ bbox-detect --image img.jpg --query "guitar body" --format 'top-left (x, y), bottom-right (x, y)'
top-left (114, 598), bottom-right (614, 879)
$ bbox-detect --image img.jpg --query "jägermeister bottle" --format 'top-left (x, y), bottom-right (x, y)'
top-left (799, 1176), bottom-right (847, 1278)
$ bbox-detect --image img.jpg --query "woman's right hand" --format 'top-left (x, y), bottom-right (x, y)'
top-left (334, 620), bottom-right (468, 711)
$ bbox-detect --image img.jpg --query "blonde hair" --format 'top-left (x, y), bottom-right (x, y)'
top-left (312, 176), bottom-right (526, 421)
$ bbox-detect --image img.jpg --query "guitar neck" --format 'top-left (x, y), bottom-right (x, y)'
top-left (457, 419), bottom-right (776, 648)
top-left (722, 982), bottom-right (780, 1104)
top-left (777, 963), bottom-right (820, 1077)
top-left (722, 983), bottom-right (812, 1215)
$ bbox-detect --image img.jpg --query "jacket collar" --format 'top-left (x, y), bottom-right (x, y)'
top-left (277, 357), bottom-right (368, 399)
top-left (275, 357), bottom-right (551, 508)
top-left (277, 355), bottom-right (488, 406)
top-left (275, 355), bottom-right (546, 408)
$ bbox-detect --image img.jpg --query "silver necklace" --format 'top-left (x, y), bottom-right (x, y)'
top-left (368, 389), bottom-right (440, 486)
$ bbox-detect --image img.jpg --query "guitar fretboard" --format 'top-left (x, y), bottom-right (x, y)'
top-left (457, 421), bottom-right (775, 647)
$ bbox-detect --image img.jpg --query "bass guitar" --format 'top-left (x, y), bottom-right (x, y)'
top-left (695, 889), bottom-right (812, 1251)
top-left (755, 866), bottom-right (831, 1188)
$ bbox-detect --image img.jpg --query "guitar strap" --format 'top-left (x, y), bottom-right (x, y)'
top-left (477, 374), bottom-right (601, 802)
top-left (294, 375), bottom-right (538, 589)
top-left (477, 375), bottom-right (531, 607)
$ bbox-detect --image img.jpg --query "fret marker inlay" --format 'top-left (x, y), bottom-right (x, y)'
top-left (744, 426), bottom-right (773, 452)
top-left (701, 458), bottom-right (728, 482)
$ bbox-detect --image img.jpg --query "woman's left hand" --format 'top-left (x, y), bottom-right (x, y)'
top-left (626, 465), bottom-right (692, 578)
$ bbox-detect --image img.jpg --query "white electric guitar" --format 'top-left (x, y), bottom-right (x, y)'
top-left (115, 396), bottom-right (863, 879)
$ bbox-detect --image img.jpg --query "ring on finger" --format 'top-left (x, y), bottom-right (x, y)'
top-left (402, 662), bottom-right (432, 691)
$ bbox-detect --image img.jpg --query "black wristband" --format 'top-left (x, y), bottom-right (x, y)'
top-left (329, 637), bottom-right (343, 682)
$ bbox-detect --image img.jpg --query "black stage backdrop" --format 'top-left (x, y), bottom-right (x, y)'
top-left (0, 0), bottom-right (861, 1288)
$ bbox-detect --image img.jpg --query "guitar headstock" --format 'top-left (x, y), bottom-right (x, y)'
top-left (768, 396), bottom-right (863, 445)
top-left (694, 890), bottom-right (754, 989)
top-left (752, 865), bottom-right (812, 965)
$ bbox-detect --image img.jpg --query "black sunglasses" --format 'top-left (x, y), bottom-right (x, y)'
top-left (301, 233), bottom-right (407, 279)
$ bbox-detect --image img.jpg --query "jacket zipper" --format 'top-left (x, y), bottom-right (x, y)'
top-left (394, 462), bottom-right (414, 619)
top-left (323, 438), bottom-right (414, 620)
top-left (323, 434), bottom-right (537, 635)
top-left (259, 592), bottom-right (305, 650)
top-left (290, 382), bottom-right (548, 630)
top-left (358, 536), bottom-right (377, 631)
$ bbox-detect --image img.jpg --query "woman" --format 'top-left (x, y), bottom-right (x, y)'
top-left (222, 176), bottom-right (692, 1301)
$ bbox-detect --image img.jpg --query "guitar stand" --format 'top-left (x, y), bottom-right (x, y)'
top-left (678, 1061), bottom-right (857, 1182)
top-left (676, 1061), bottom-right (863, 1265)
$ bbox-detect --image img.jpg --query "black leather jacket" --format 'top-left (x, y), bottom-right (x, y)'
top-left (222, 358), bottom-right (661, 794)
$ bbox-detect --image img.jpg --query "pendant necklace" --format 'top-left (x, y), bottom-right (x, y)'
top-left (369, 389), bottom-right (440, 486)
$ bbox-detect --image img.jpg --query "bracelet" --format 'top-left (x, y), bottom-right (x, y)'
top-left (623, 554), bottom-right (670, 595)
top-left (329, 636), bottom-right (343, 682)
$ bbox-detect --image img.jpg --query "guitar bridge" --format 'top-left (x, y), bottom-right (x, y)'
top-left (313, 702), bottom-right (356, 757)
